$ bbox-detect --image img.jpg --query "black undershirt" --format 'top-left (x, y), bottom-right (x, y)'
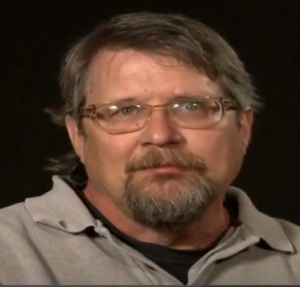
top-left (76, 189), bottom-right (238, 284)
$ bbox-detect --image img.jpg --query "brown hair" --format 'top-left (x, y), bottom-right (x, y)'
top-left (46, 12), bottom-right (261, 187)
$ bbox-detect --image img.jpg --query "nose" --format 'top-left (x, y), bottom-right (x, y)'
top-left (138, 109), bottom-right (183, 147)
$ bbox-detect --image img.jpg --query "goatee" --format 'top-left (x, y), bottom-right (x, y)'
top-left (123, 147), bottom-right (218, 230)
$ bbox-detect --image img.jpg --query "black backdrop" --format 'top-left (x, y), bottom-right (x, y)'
top-left (2, 0), bottom-right (300, 223)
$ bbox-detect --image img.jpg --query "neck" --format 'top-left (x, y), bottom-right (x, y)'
top-left (84, 183), bottom-right (230, 250)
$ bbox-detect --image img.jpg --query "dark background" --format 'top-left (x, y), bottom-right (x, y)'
top-left (1, 1), bottom-right (300, 223)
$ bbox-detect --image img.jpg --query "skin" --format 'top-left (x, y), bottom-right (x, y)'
top-left (65, 49), bottom-right (253, 250)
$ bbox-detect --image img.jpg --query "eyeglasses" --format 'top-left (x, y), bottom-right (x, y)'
top-left (80, 96), bottom-right (238, 134)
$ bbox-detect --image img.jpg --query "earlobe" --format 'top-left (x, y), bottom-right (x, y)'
top-left (65, 116), bottom-right (85, 164)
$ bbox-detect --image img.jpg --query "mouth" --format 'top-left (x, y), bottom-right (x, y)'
top-left (138, 165), bottom-right (186, 174)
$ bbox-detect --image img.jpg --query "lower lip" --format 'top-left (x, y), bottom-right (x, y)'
top-left (143, 167), bottom-right (183, 174)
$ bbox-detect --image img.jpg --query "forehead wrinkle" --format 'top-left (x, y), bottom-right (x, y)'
top-left (86, 50), bottom-right (149, 103)
top-left (86, 50), bottom-right (122, 103)
top-left (86, 49), bottom-right (224, 104)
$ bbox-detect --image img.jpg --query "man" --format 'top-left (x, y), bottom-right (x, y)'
top-left (1, 12), bottom-right (299, 285)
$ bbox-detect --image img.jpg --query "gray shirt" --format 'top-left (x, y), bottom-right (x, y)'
top-left (0, 176), bottom-right (299, 285)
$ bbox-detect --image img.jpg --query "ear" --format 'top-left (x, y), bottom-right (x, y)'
top-left (65, 116), bottom-right (85, 164)
top-left (239, 107), bottom-right (254, 153)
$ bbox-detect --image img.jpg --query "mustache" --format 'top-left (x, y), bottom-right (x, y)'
top-left (125, 148), bottom-right (207, 173)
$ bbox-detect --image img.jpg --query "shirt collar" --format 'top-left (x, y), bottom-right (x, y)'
top-left (227, 186), bottom-right (295, 253)
top-left (25, 176), bottom-right (97, 233)
top-left (25, 176), bottom-right (295, 253)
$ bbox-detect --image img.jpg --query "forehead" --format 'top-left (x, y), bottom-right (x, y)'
top-left (86, 49), bottom-right (224, 103)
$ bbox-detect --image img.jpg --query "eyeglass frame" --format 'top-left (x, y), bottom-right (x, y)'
top-left (79, 96), bottom-right (239, 134)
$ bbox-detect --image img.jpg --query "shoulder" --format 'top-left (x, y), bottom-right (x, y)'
top-left (0, 201), bottom-right (37, 261)
top-left (0, 202), bottom-right (31, 230)
top-left (0, 177), bottom-right (96, 239)
top-left (0, 201), bottom-right (44, 247)
top-left (227, 186), bottom-right (300, 254)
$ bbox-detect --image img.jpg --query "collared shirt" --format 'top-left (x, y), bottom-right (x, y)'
top-left (0, 176), bottom-right (299, 285)
top-left (76, 186), bottom-right (239, 284)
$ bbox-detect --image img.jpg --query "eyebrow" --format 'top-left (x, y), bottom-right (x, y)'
top-left (105, 93), bottom-right (215, 104)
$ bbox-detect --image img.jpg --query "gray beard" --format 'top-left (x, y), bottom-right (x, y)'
top-left (123, 171), bottom-right (217, 230)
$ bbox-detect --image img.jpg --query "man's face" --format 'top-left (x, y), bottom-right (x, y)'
top-left (66, 49), bottom-right (252, 228)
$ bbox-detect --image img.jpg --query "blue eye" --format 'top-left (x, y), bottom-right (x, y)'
top-left (184, 102), bottom-right (201, 111)
top-left (103, 103), bottom-right (144, 119)
top-left (117, 106), bottom-right (139, 115)
top-left (173, 100), bottom-right (203, 111)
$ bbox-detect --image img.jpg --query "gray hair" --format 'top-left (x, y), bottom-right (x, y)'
top-left (46, 12), bottom-right (261, 187)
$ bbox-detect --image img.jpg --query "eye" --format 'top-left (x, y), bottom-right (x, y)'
top-left (183, 101), bottom-right (202, 111)
top-left (173, 100), bottom-right (204, 111)
top-left (117, 105), bottom-right (139, 115)
top-left (105, 103), bottom-right (143, 118)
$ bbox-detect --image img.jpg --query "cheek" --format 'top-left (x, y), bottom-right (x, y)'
top-left (82, 129), bottom-right (138, 189)
top-left (187, 128), bottom-right (245, 187)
